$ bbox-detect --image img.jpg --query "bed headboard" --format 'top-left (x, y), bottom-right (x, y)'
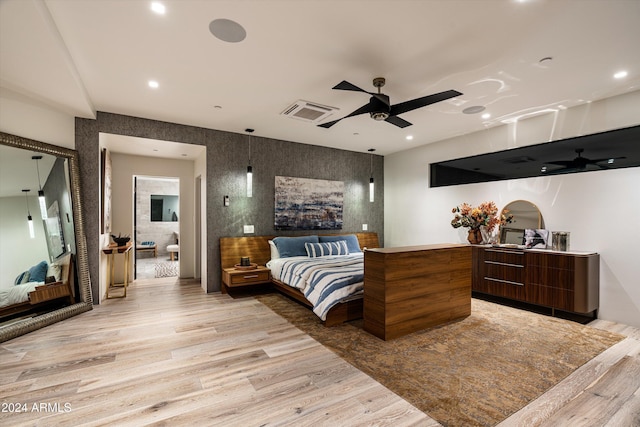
top-left (219, 232), bottom-right (379, 269)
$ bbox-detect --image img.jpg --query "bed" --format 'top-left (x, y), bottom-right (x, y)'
top-left (219, 232), bottom-right (379, 326)
top-left (0, 253), bottom-right (75, 319)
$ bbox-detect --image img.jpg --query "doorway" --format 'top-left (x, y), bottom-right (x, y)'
top-left (134, 176), bottom-right (180, 280)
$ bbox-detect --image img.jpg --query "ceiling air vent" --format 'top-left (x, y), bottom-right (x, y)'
top-left (281, 100), bottom-right (338, 123)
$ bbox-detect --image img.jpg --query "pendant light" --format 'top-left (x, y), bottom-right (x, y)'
top-left (23, 189), bottom-right (35, 239)
top-left (245, 128), bottom-right (254, 198)
top-left (32, 155), bottom-right (48, 219)
top-left (368, 148), bottom-right (375, 203)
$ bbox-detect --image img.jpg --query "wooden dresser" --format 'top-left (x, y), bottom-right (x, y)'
top-left (472, 246), bottom-right (599, 315)
top-left (364, 244), bottom-right (472, 340)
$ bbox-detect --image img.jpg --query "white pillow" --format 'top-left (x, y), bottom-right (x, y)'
top-left (268, 240), bottom-right (280, 260)
top-left (47, 263), bottom-right (62, 281)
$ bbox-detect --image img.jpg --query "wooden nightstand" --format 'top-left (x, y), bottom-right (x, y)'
top-left (221, 266), bottom-right (271, 294)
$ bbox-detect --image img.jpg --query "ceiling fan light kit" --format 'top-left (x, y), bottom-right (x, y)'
top-left (318, 77), bottom-right (462, 129)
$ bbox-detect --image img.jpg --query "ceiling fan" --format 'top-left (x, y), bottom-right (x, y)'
top-left (317, 77), bottom-right (462, 129)
top-left (542, 148), bottom-right (625, 174)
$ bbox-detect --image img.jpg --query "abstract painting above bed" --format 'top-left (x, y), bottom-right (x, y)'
top-left (274, 176), bottom-right (343, 230)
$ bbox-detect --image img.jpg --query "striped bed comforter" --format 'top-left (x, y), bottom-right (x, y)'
top-left (266, 254), bottom-right (364, 321)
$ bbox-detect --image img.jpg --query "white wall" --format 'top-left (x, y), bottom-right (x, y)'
top-left (385, 90), bottom-right (640, 328)
top-left (0, 90), bottom-right (75, 148)
top-left (0, 196), bottom-right (50, 283)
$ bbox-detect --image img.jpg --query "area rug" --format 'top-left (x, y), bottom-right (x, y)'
top-left (255, 293), bottom-right (624, 426)
top-left (154, 262), bottom-right (178, 278)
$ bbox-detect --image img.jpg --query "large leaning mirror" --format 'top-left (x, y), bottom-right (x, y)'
top-left (499, 200), bottom-right (545, 245)
top-left (0, 132), bottom-right (92, 343)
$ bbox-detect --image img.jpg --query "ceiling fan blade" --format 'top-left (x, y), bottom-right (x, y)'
top-left (317, 102), bottom-right (377, 128)
top-left (332, 80), bottom-right (370, 93)
top-left (333, 80), bottom-right (389, 105)
top-left (546, 160), bottom-right (574, 166)
top-left (542, 167), bottom-right (580, 175)
top-left (389, 89), bottom-right (462, 116)
top-left (317, 119), bottom-right (341, 129)
top-left (385, 115), bottom-right (412, 128)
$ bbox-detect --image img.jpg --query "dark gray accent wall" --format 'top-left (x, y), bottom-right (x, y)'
top-left (76, 112), bottom-right (383, 301)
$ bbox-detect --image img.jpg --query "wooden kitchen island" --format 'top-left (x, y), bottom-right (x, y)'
top-left (364, 244), bottom-right (472, 340)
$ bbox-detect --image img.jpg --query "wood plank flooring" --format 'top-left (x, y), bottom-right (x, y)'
top-left (1, 277), bottom-right (638, 426)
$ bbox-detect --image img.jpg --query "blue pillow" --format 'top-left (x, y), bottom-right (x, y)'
top-left (319, 234), bottom-right (362, 253)
top-left (272, 235), bottom-right (319, 258)
top-left (305, 241), bottom-right (349, 257)
top-left (28, 261), bottom-right (49, 283)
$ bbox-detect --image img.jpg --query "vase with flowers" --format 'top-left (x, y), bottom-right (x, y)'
top-left (451, 201), bottom-right (513, 244)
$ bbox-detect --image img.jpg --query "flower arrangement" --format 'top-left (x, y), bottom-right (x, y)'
top-left (450, 201), bottom-right (513, 233)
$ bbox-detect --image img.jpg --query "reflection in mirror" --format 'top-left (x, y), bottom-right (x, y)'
top-left (499, 200), bottom-right (545, 244)
top-left (151, 195), bottom-right (179, 222)
top-left (0, 132), bottom-right (92, 343)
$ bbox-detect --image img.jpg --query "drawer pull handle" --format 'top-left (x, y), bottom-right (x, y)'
top-left (485, 277), bottom-right (524, 286)
top-left (243, 275), bottom-right (260, 279)
top-left (486, 249), bottom-right (523, 255)
top-left (485, 261), bottom-right (524, 268)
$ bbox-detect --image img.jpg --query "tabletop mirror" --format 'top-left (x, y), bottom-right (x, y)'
top-left (499, 200), bottom-right (545, 245)
top-left (0, 132), bottom-right (92, 343)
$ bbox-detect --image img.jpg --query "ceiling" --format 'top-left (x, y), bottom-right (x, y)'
top-left (1, 0), bottom-right (639, 157)
top-left (0, 144), bottom-right (56, 198)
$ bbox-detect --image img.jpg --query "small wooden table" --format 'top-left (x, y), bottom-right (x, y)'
top-left (221, 265), bottom-right (271, 294)
top-left (103, 242), bottom-right (132, 298)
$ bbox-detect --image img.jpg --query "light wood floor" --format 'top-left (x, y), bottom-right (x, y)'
top-left (1, 278), bottom-right (638, 426)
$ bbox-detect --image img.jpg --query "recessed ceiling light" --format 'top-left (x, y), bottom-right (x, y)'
top-left (148, 80), bottom-right (159, 89)
top-left (481, 113), bottom-right (491, 120)
top-left (151, 2), bottom-right (165, 15)
top-left (463, 105), bottom-right (486, 114)
top-left (209, 19), bottom-right (246, 43)
top-left (405, 135), bottom-right (413, 140)
top-left (614, 70), bottom-right (628, 79)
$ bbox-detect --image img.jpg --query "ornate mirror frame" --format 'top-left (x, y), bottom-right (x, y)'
top-left (0, 132), bottom-right (93, 342)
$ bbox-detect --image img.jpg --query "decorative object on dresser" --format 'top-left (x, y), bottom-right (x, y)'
top-left (364, 244), bottom-right (472, 340)
top-left (219, 232), bottom-right (379, 326)
top-left (472, 246), bottom-right (599, 319)
top-left (451, 201), bottom-right (513, 244)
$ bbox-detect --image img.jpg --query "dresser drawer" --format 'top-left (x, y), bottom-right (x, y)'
top-left (484, 248), bottom-right (525, 266)
top-left (228, 270), bottom-right (270, 286)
